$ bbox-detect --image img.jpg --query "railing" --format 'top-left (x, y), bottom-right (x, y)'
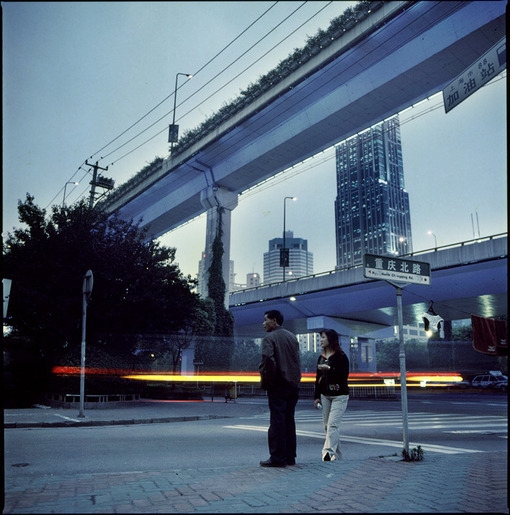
top-left (44, 393), bottom-right (140, 408)
top-left (230, 233), bottom-right (507, 296)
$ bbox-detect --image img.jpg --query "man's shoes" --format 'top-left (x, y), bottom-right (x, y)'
top-left (286, 459), bottom-right (296, 466)
top-left (323, 453), bottom-right (331, 461)
top-left (260, 458), bottom-right (286, 468)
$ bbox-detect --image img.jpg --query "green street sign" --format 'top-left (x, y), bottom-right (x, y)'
top-left (363, 254), bottom-right (430, 285)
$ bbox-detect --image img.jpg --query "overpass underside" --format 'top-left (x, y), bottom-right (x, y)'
top-left (229, 237), bottom-right (508, 339)
top-left (103, 1), bottom-right (506, 240)
top-left (99, 2), bottom-right (507, 335)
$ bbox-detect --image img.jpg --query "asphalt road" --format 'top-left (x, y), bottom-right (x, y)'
top-left (4, 392), bottom-right (507, 480)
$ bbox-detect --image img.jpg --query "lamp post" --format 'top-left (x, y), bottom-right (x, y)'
top-left (169, 72), bottom-right (192, 152)
top-left (398, 236), bottom-right (407, 255)
top-left (62, 182), bottom-right (79, 207)
top-left (282, 196), bottom-right (296, 282)
top-left (427, 230), bottom-right (437, 249)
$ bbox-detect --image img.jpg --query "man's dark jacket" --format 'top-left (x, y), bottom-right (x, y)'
top-left (259, 326), bottom-right (301, 390)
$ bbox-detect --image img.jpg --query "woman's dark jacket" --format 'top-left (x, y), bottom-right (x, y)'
top-left (314, 350), bottom-right (349, 400)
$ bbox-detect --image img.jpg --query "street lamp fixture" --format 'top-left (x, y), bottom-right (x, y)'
top-left (397, 236), bottom-right (407, 255)
top-left (169, 73), bottom-right (193, 152)
top-left (62, 182), bottom-right (79, 207)
top-left (427, 230), bottom-right (437, 249)
top-left (282, 196), bottom-right (297, 282)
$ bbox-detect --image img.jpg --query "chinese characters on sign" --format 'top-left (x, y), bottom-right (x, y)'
top-left (443, 37), bottom-right (506, 113)
top-left (363, 254), bottom-right (430, 285)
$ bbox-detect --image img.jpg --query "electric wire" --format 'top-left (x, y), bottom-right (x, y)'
top-left (49, 2), bottom-right (504, 219)
top-left (166, 0), bottom-right (418, 167)
top-left (50, 1), bottom-right (323, 208)
top-left (88, 1), bottom-right (280, 162)
top-left (203, 1), bottom-right (460, 168)
top-left (99, 1), bottom-right (324, 164)
top-left (44, 1), bottom-right (286, 209)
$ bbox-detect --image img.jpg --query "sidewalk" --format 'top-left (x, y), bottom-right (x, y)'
top-left (3, 397), bottom-right (266, 429)
top-left (3, 399), bottom-right (508, 514)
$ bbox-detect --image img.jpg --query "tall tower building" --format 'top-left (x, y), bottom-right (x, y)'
top-left (335, 115), bottom-right (412, 268)
top-left (263, 231), bottom-right (313, 284)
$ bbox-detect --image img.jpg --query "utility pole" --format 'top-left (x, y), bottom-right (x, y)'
top-left (86, 160), bottom-right (109, 208)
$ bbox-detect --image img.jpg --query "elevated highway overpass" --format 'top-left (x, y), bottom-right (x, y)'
top-left (98, 1), bottom-right (506, 337)
top-left (229, 235), bottom-right (507, 338)
top-left (101, 1), bottom-right (505, 239)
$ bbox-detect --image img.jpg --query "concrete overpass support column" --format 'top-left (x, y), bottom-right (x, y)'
top-left (200, 186), bottom-right (238, 307)
top-left (356, 337), bottom-right (377, 372)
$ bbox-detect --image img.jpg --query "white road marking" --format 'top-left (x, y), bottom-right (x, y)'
top-left (223, 424), bottom-right (483, 454)
top-left (54, 414), bottom-right (82, 422)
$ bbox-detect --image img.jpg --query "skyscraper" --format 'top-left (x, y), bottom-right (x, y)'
top-left (335, 115), bottom-right (412, 268)
top-left (263, 231), bottom-right (313, 284)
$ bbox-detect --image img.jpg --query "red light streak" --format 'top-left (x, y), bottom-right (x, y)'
top-left (51, 366), bottom-right (463, 387)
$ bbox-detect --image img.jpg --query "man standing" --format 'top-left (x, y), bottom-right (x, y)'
top-left (259, 309), bottom-right (301, 467)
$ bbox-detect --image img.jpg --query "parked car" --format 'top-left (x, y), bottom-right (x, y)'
top-left (471, 374), bottom-right (508, 391)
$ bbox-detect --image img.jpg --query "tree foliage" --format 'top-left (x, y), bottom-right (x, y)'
top-left (3, 195), bottom-right (213, 404)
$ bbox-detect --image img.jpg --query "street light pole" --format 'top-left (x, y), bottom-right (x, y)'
top-left (169, 72), bottom-right (192, 152)
top-left (428, 230), bottom-right (437, 249)
top-left (282, 196), bottom-right (296, 282)
top-left (62, 182), bottom-right (79, 207)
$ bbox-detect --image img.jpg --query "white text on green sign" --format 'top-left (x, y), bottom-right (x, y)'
top-left (364, 254), bottom-right (430, 285)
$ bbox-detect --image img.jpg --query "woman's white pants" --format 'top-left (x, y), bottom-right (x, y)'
top-left (320, 394), bottom-right (349, 460)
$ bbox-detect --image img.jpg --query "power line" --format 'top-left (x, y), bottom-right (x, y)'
top-left (99, 2), bottom-right (314, 164)
top-left (88, 1), bottom-right (281, 163)
top-left (51, 2), bottom-right (505, 211)
top-left (55, 2), bottom-right (337, 208)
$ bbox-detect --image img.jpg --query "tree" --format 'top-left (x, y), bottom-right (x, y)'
top-left (375, 339), bottom-right (400, 371)
top-left (230, 339), bottom-right (261, 372)
top-left (3, 195), bottom-right (211, 404)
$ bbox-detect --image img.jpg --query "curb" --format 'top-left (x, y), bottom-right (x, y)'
top-left (4, 414), bottom-right (231, 429)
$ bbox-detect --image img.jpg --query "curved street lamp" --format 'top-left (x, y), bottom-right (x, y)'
top-left (169, 72), bottom-right (192, 152)
top-left (427, 230), bottom-right (437, 249)
top-left (62, 181), bottom-right (79, 207)
top-left (282, 196), bottom-right (297, 282)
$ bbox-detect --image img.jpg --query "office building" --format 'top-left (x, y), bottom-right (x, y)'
top-left (245, 272), bottom-right (261, 289)
top-left (335, 114), bottom-right (412, 268)
top-left (263, 231), bottom-right (313, 284)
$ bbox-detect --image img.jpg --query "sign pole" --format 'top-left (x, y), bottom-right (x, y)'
top-left (78, 270), bottom-right (93, 418)
top-left (396, 285), bottom-right (409, 454)
top-left (363, 253), bottom-right (431, 455)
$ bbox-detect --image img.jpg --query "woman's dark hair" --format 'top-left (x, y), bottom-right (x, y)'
top-left (320, 328), bottom-right (341, 352)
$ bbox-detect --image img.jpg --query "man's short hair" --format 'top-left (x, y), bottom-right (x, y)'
top-left (265, 309), bottom-right (284, 326)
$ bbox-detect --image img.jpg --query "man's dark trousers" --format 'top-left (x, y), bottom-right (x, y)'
top-left (267, 382), bottom-right (300, 465)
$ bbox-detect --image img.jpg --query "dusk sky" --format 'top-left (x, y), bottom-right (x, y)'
top-left (2, 2), bottom-right (507, 282)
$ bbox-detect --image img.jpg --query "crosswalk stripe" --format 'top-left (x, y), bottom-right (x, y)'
top-left (248, 410), bottom-right (507, 429)
top-left (223, 425), bottom-right (483, 454)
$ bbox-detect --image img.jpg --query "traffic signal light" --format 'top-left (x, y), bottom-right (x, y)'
top-left (280, 248), bottom-right (289, 267)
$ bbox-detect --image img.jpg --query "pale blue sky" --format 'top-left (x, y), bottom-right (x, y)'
top-left (2, 2), bottom-right (507, 281)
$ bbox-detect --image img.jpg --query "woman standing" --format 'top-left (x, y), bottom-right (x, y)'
top-left (313, 328), bottom-right (349, 461)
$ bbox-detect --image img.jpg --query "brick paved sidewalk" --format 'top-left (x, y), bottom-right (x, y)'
top-left (4, 451), bottom-right (507, 514)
